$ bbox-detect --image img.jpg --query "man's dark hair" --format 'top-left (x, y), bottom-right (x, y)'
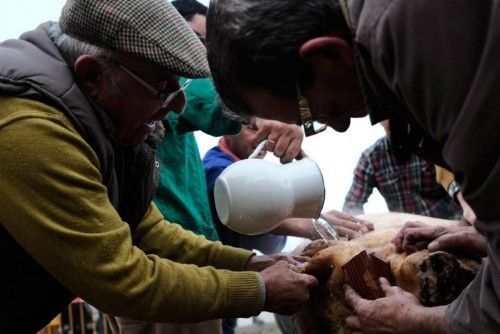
top-left (171, 0), bottom-right (208, 21)
top-left (206, 0), bottom-right (346, 116)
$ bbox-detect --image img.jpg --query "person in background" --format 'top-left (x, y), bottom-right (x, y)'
top-left (112, 1), bottom-right (308, 333)
top-left (205, 117), bottom-right (374, 247)
top-left (0, 0), bottom-right (319, 332)
top-left (343, 120), bottom-right (462, 220)
top-left (153, 0), bottom-right (242, 246)
top-left (154, 0), bottom-right (304, 243)
top-left (206, 0), bottom-right (500, 332)
top-left (203, 117), bottom-right (374, 334)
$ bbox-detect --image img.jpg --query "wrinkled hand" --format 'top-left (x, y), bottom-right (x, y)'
top-left (393, 221), bottom-right (486, 258)
top-left (321, 210), bottom-right (374, 240)
top-left (303, 247), bottom-right (335, 284)
top-left (246, 253), bottom-right (310, 272)
top-left (261, 260), bottom-right (318, 314)
top-left (344, 278), bottom-right (443, 334)
top-left (254, 119), bottom-right (303, 163)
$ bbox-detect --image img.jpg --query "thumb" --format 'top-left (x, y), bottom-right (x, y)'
top-left (296, 149), bottom-right (307, 159)
top-left (302, 273), bottom-right (319, 288)
top-left (428, 240), bottom-right (440, 252)
top-left (428, 234), bottom-right (460, 252)
top-left (344, 284), bottom-right (364, 310)
top-left (379, 277), bottom-right (392, 295)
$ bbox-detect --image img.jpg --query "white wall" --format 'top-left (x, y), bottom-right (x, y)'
top-left (1, 0), bottom-right (389, 217)
top-left (0, 0), bottom-right (67, 40)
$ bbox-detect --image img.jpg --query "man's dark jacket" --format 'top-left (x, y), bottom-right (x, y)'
top-left (342, 0), bottom-right (500, 332)
top-left (0, 22), bottom-right (161, 332)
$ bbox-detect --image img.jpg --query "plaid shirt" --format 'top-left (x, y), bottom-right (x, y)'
top-left (343, 137), bottom-right (462, 219)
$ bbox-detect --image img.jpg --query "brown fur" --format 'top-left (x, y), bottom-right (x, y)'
top-left (296, 213), bottom-right (481, 334)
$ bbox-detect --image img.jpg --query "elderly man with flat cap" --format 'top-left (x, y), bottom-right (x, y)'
top-left (0, 0), bottom-right (319, 332)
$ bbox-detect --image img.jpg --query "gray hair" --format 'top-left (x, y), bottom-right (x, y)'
top-left (50, 22), bottom-right (122, 95)
top-left (49, 22), bottom-right (119, 66)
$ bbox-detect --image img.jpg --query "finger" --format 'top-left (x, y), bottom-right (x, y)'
top-left (301, 273), bottom-right (319, 288)
top-left (457, 219), bottom-right (472, 227)
top-left (323, 211), bottom-right (374, 232)
top-left (280, 137), bottom-right (302, 163)
top-left (285, 257), bottom-right (309, 267)
top-left (321, 212), bottom-right (366, 233)
top-left (361, 221), bottom-right (375, 231)
top-left (265, 138), bottom-right (278, 152)
top-left (274, 260), bottom-right (291, 267)
top-left (253, 119), bottom-right (272, 144)
top-left (344, 285), bottom-right (365, 310)
top-left (323, 209), bottom-right (355, 221)
top-left (401, 227), bottom-right (448, 252)
top-left (432, 232), bottom-right (486, 258)
top-left (428, 233), bottom-right (466, 253)
top-left (414, 241), bottom-right (429, 251)
top-left (334, 226), bottom-right (360, 240)
top-left (395, 225), bottom-right (445, 252)
top-left (379, 277), bottom-right (408, 298)
top-left (304, 250), bottom-right (334, 280)
top-left (345, 316), bottom-right (362, 331)
top-left (393, 221), bottom-right (428, 240)
top-left (401, 227), bottom-right (431, 252)
top-left (379, 277), bottom-right (392, 295)
top-left (272, 134), bottom-right (292, 160)
top-left (297, 149), bottom-right (308, 159)
top-left (291, 255), bottom-right (311, 263)
top-left (324, 214), bottom-right (362, 230)
top-left (339, 219), bottom-right (368, 234)
top-left (392, 221), bottom-right (429, 251)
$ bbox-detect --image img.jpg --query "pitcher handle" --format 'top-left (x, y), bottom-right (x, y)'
top-left (248, 139), bottom-right (268, 159)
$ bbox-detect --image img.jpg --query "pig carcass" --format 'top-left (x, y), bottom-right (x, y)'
top-left (295, 213), bottom-right (481, 334)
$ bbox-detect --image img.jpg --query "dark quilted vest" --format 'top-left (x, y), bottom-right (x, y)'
top-left (0, 22), bottom-right (162, 332)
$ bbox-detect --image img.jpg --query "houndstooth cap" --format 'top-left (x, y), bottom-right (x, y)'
top-left (59, 0), bottom-right (210, 78)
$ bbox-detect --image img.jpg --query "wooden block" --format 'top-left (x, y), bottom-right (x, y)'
top-left (342, 250), bottom-right (393, 300)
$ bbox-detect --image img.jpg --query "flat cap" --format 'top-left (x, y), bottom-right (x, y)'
top-left (59, 0), bottom-right (210, 78)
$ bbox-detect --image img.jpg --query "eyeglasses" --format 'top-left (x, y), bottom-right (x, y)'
top-left (118, 64), bottom-right (192, 110)
top-left (296, 83), bottom-right (327, 137)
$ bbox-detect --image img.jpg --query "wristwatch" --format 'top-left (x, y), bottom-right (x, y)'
top-left (447, 180), bottom-right (461, 200)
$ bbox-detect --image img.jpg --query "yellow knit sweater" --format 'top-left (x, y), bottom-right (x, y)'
top-left (0, 97), bottom-right (263, 321)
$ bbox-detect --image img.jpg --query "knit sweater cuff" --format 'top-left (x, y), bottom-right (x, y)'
top-left (224, 270), bottom-right (265, 318)
top-left (256, 273), bottom-right (266, 311)
top-left (213, 244), bottom-right (255, 271)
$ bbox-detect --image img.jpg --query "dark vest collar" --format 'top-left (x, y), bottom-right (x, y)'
top-left (0, 23), bottom-right (162, 331)
top-left (0, 21), bottom-right (162, 227)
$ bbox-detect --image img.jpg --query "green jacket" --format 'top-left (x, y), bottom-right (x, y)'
top-left (154, 78), bottom-right (241, 241)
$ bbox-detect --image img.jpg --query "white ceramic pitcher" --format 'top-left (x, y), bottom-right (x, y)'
top-left (214, 141), bottom-right (325, 235)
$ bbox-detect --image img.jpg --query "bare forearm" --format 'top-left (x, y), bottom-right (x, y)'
top-left (410, 305), bottom-right (448, 334)
top-left (270, 218), bottom-right (315, 239)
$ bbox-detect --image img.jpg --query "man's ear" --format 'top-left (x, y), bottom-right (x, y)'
top-left (74, 55), bottom-right (103, 96)
top-left (298, 36), bottom-right (354, 73)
